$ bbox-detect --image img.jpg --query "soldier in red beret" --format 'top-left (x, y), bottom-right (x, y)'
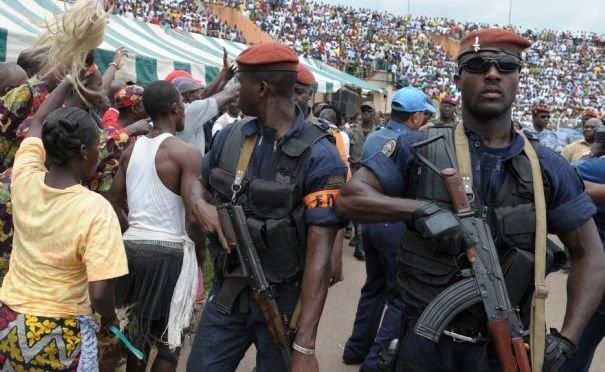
top-left (187, 41), bottom-right (348, 372)
top-left (429, 96), bottom-right (458, 127)
top-left (294, 63), bottom-right (317, 122)
top-left (530, 104), bottom-right (563, 152)
top-left (337, 28), bottom-right (604, 372)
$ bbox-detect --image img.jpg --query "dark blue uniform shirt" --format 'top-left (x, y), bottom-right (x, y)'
top-left (572, 157), bottom-right (605, 245)
top-left (203, 108), bottom-right (347, 227)
top-left (363, 127), bottom-right (596, 234)
top-left (362, 120), bottom-right (412, 161)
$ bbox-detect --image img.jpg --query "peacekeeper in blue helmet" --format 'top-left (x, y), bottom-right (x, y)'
top-left (186, 41), bottom-right (347, 372)
top-left (336, 28), bottom-right (605, 371)
top-left (342, 87), bottom-right (435, 371)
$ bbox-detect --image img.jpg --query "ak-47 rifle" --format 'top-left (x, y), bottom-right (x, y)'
top-left (414, 168), bottom-right (531, 372)
top-left (216, 203), bottom-right (292, 369)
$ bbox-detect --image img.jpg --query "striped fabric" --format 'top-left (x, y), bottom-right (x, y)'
top-left (0, 0), bottom-right (384, 94)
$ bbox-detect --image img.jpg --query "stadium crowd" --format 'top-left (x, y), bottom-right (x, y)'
top-left (111, 0), bottom-right (246, 42)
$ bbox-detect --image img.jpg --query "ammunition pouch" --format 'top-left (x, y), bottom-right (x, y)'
top-left (492, 203), bottom-right (536, 252)
top-left (398, 231), bottom-right (461, 318)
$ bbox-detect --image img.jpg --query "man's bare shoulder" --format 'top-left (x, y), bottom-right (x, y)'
top-left (162, 136), bottom-right (203, 163)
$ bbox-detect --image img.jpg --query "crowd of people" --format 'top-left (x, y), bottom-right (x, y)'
top-left (108, 0), bottom-right (604, 133)
top-left (112, 0), bottom-right (246, 42)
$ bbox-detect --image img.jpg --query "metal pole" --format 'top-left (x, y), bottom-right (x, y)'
top-left (508, 0), bottom-right (512, 25)
top-left (407, 0), bottom-right (411, 16)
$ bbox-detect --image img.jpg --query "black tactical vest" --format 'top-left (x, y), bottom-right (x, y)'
top-left (208, 119), bottom-right (330, 283)
top-left (402, 126), bottom-right (560, 329)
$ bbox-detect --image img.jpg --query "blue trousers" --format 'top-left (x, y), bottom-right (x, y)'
top-left (344, 222), bottom-right (405, 370)
top-left (560, 294), bottom-right (605, 372)
top-left (187, 280), bottom-right (299, 372)
top-left (396, 329), bottom-right (492, 372)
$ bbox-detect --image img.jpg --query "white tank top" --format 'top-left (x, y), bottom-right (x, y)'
top-left (126, 133), bottom-right (186, 236)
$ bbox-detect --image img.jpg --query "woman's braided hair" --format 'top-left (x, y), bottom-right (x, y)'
top-left (41, 107), bottom-right (99, 166)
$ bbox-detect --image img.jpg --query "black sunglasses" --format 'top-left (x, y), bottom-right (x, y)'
top-left (459, 56), bottom-right (522, 74)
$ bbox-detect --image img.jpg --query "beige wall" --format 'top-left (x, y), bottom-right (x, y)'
top-left (207, 4), bottom-right (274, 44)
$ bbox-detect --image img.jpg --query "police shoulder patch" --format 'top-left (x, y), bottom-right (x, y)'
top-left (381, 139), bottom-right (397, 157)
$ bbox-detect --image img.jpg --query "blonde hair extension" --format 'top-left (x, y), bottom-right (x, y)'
top-left (28, 0), bottom-right (108, 104)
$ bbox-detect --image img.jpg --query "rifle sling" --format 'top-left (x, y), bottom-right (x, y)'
top-left (216, 133), bottom-right (259, 314)
top-left (232, 133), bottom-right (258, 198)
top-left (521, 131), bottom-right (548, 372)
top-left (454, 124), bottom-right (547, 370)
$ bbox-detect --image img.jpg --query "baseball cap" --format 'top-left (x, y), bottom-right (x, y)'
top-left (360, 101), bottom-right (375, 111)
top-left (391, 87), bottom-right (436, 113)
top-left (173, 77), bottom-right (205, 94)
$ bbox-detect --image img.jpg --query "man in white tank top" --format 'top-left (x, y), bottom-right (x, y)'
top-left (108, 81), bottom-right (204, 372)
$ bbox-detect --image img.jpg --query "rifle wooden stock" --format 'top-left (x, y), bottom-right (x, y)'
top-left (513, 338), bottom-right (531, 372)
top-left (488, 319), bottom-right (519, 372)
top-left (252, 291), bottom-right (292, 367)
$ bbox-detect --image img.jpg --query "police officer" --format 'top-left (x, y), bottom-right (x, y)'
top-left (347, 101), bottom-right (379, 260)
top-left (432, 96), bottom-right (458, 127)
top-left (336, 28), bottom-right (605, 371)
top-left (529, 104), bottom-right (563, 152)
top-left (186, 42), bottom-right (347, 372)
top-left (343, 87), bottom-right (435, 371)
top-left (294, 63), bottom-right (348, 286)
top-left (561, 127), bottom-right (605, 372)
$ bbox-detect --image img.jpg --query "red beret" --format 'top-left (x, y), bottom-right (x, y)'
top-left (532, 104), bottom-right (550, 115)
top-left (164, 70), bottom-right (202, 84)
top-left (237, 42), bottom-right (299, 72)
top-left (458, 28), bottom-right (532, 59)
top-left (297, 64), bottom-right (316, 86)
top-left (441, 96), bottom-right (457, 106)
top-left (584, 109), bottom-right (600, 118)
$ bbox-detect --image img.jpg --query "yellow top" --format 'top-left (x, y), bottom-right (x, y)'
top-left (0, 138), bottom-right (128, 318)
top-left (561, 139), bottom-right (591, 162)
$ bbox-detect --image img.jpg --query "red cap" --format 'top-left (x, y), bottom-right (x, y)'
top-left (584, 109), bottom-right (600, 118)
top-left (115, 85), bottom-right (144, 109)
top-left (457, 28), bottom-right (532, 59)
top-left (441, 96), bottom-right (457, 106)
top-left (164, 70), bottom-right (202, 84)
top-left (236, 42), bottom-right (299, 72)
top-left (532, 104), bottom-right (550, 115)
top-left (297, 64), bottom-right (316, 86)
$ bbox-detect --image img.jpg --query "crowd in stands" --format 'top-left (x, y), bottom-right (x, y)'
top-left (111, 0), bottom-right (604, 129)
top-left (112, 0), bottom-right (246, 42)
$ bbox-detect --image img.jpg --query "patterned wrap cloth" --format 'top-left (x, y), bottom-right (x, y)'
top-left (0, 304), bottom-right (82, 371)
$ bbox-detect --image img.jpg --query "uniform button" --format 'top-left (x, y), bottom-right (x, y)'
top-left (474, 141), bottom-right (481, 148)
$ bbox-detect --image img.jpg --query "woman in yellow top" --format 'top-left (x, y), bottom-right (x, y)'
top-left (0, 79), bottom-right (129, 371)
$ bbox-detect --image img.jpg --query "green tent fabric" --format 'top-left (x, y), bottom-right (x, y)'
top-left (0, 0), bottom-right (384, 95)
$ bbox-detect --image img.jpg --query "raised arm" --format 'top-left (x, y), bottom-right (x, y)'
top-left (556, 219), bottom-right (605, 344)
top-left (101, 48), bottom-right (127, 97)
top-left (27, 79), bottom-right (73, 138)
top-left (200, 48), bottom-right (236, 98)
